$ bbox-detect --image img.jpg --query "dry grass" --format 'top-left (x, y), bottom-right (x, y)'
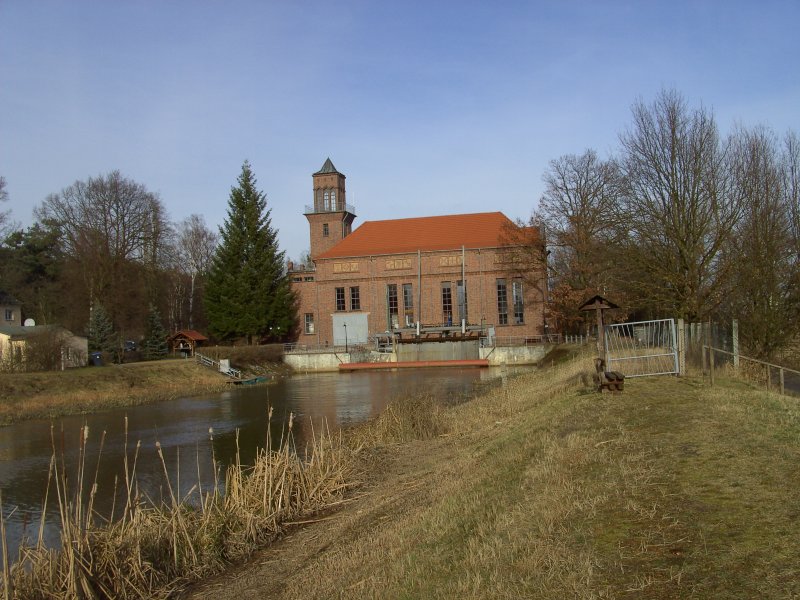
top-left (186, 349), bottom-right (800, 599)
top-left (2, 413), bottom-right (353, 599)
top-left (0, 360), bottom-right (244, 426)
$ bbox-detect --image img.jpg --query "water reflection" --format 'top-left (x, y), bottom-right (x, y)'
top-left (0, 366), bottom-right (525, 557)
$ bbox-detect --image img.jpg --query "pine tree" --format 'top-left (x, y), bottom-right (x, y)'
top-left (142, 305), bottom-right (169, 360)
top-left (205, 161), bottom-right (295, 343)
top-left (88, 303), bottom-right (117, 353)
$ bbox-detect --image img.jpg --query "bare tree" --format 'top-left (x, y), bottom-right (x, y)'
top-left (536, 150), bottom-right (623, 331)
top-left (617, 89), bottom-right (740, 321)
top-left (35, 171), bottom-right (170, 332)
top-left (721, 126), bottom-right (799, 358)
top-left (177, 214), bottom-right (217, 329)
top-left (0, 176), bottom-right (13, 240)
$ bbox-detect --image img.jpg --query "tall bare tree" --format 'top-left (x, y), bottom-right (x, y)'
top-left (35, 171), bottom-right (170, 335)
top-left (536, 149), bottom-right (623, 330)
top-left (177, 214), bottom-right (217, 330)
top-left (617, 89), bottom-right (740, 321)
top-left (721, 126), bottom-right (799, 358)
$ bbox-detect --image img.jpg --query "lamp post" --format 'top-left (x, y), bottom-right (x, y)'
top-left (343, 323), bottom-right (348, 353)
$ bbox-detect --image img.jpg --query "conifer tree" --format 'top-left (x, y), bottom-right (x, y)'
top-left (142, 305), bottom-right (169, 360)
top-left (205, 161), bottom-right (295, 343)
top-left (88, 303), bottom-right (117, 354)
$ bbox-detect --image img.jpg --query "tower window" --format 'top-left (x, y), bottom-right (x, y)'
top-left (322, 223), bottom-right (329, 237)
top-left (323, 191), bottom-right (331, 211)
top-left (331, 190), bottom-right (337, 209)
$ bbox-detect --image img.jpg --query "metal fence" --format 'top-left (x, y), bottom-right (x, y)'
top-left (604, 319), bottom-right (679, 377)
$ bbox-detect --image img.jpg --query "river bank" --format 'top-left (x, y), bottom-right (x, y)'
top-left (183, 360), bottom-right (800, 599)
top-left (0, 354), bottom-right (292, 426)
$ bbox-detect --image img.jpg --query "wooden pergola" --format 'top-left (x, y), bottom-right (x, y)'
top-left (168, 329), bottom-right (208, 357)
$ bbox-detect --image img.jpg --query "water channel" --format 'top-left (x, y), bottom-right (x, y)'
top-left (0, 366), bottom-right (520, 558)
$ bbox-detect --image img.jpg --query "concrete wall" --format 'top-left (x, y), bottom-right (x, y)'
top-left (480, 344), bottom-right (551, 366)
top-left (395, 340), bottom-right (480, 362)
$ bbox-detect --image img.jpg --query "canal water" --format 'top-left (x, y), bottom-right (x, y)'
top-left (0, 367), bottom-right (515, 558)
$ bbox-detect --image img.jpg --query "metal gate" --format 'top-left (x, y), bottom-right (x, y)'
top-left (604, 318), bottom-right (678, 377)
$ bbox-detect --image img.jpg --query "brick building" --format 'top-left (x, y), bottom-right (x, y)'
top-left (289, 159), bottom-right (547, 347)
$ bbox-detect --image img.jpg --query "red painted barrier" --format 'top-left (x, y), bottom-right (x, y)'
top-left (339, 359), bottom-right (489, 371)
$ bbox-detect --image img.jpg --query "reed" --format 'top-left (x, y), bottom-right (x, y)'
top-left (1, 409), bottom-right (353, 599)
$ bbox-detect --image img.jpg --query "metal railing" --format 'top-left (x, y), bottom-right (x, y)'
top-left (479, 334), bottom-right (562, 348)
top-left (195, 352), bottom-right (241, 379)
top-left (303, 203), bottom-right (356, 215)
top-left (283, 342), bottom-right (367, 354)
top-left (704, 345), bottom-right (800, 396)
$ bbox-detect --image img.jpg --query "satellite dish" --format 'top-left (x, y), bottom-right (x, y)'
top-left (23, 318), bottom-right (35, 327)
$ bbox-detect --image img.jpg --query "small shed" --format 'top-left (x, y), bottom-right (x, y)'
top-left (168, 330), bottom-right (208, 358)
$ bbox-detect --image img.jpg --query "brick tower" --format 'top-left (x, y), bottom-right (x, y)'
top-left (305, 158), bottom-right (356, 259)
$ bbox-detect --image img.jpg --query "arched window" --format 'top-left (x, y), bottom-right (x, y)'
top-left (323, 191), bottom-right (331, 211)
top-left (331, 190), bottom-right (337, 209)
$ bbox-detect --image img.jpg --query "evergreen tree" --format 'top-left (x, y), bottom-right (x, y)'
top-left (205, 161), bottom-right (295, 343)
top-left (142, 304), bottom-right (168, 360)
top-left (88, 303), bottom-right (117, 354)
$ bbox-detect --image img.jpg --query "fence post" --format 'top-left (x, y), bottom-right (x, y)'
top-left (766, 364), bottom-right (770, 392)
top-left (677, 318), bottom-right (685, 376)
top-left (709, 344), bottom-right (715, 387)
top-left (732, 319), bottom-right (739, 369)
top-left (780, 368), bottom-right (785, 396)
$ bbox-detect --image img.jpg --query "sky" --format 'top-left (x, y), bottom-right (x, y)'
top-left (1, 1), bottom-right (799, 263)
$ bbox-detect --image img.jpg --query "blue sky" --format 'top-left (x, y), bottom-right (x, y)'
top-left (2, 1), bottom-right (798, 262)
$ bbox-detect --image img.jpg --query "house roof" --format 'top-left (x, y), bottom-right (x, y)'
top-left (0, 291), bottom-right (21, 305)
top-left (169, 329), bottom-right (208, 341)
top-left (317, 212), bottom-right (532, 259)
top-left (313, 158), bottom-right (341, 176)
top-left (0, 324), bottom-right (67, 339)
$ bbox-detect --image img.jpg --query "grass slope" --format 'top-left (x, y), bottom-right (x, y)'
top-left (0, 360), bottom-right (229, 425)
top-left (188, 357), bottom-right (800, 599)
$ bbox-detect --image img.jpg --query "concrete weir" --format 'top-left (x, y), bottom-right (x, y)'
top-left (284, 341), bottom-right (554, 372)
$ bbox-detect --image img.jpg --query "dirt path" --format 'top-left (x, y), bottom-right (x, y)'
top-left (180, 438), bottom-right (453, 599)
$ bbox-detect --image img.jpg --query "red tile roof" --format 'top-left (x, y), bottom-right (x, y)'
top-left (169, 329), bottom-right (208, 341)
top-left (318, 212), bottom-right (532, 259)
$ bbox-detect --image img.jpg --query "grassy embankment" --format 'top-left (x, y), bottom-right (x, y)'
top-left (5, 351), bottom-right (800, 598)
top-left (190, 355), bottom-right (800, 599)
top-left (0, 345), bottom-right (289, 426)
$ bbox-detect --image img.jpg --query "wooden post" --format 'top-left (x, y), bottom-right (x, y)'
top-left (677, 318), bottom-right (685, 376)
top-left (702, 345), bottom-right (707, 377)
top-left (780, 368), bottom-right (785, 396)
top-left (766, 364), bottom-right (770, 391)
top-left (709, 345), bottom-right (715, 387)
top-left (732, 319), bottom-right (740, 369)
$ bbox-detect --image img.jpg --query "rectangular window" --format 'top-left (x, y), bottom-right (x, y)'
top-left (457, 280), bottom-right (468, 324)
top-left (335, 287), bottom-right (345, 311)
top-left (4, 309), bottom-right (12, 321)
top-left (442, 282), bottom-right (453, 325)
top-left (387, 284), bottom-right (399, 328)
top-left (402, 283), bottom-right (414, 326)
top-left (322, 223), bottom-right (329, 237)
top-left (350, 286), bottom-right (361, 311)
top-left (497, 279), bottom-right (508, 326)
top-left (304, 313), bottom-right (315, 334)
top-left (513, 279), bottom-right (524, 324)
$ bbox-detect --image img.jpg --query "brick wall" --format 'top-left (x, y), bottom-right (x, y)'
top-left (291, 246), bottom-right (546, 346)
